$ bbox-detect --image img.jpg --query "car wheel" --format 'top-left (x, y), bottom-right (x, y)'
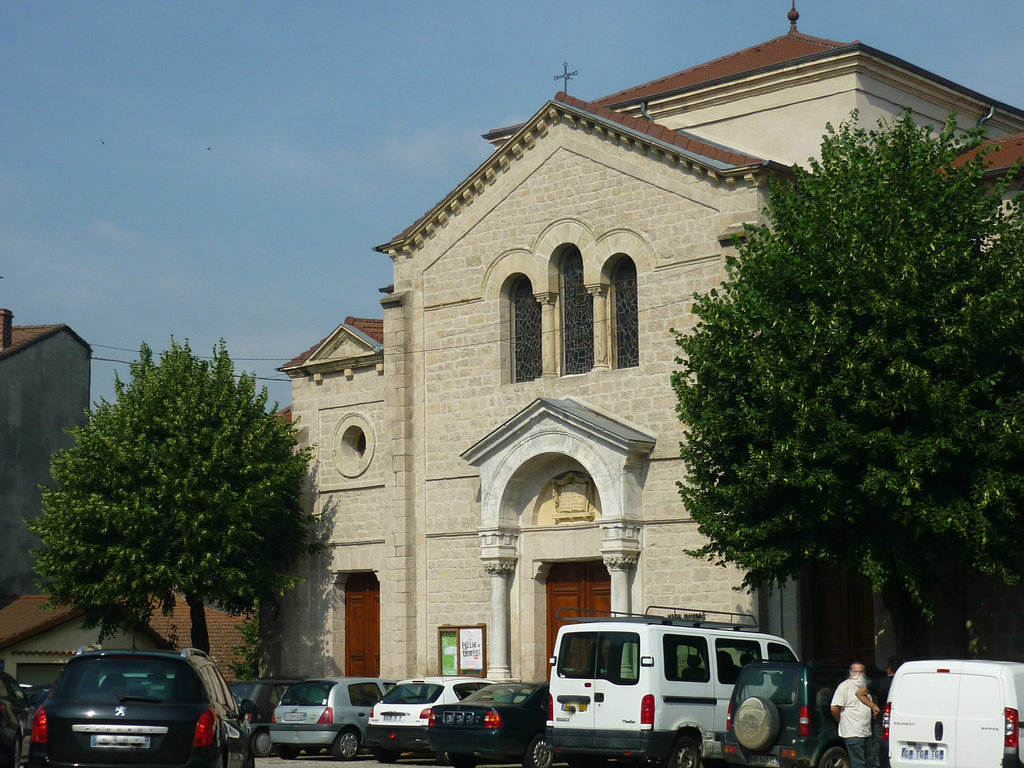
top-left (665, 735), bottom-right (701, 768)
top-left (818, 746), bottom-right (851, 768)
top-left (733, 696), bottom-right (781, 752)
top-left (374, 747), bottom-right (401, 763)
top-left (275, 744), bottom-right (300, 759)
top-left (332, 729), bottom-right (360, 760)
top-left (523, 733), bottom-right (553, 768)
top-left (251, 728), bottom-right (273, 758)
top-left (450, 754), bottom-right (477, 768)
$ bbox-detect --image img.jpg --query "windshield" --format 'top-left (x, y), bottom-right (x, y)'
top-left (380, 682), bottom-right (443, 705)
top-left (462, 683), bottom-right (541, 705)
top-left (230, 682), bottom-right (255, 699)
top-left (57, 656), bottom-right (204, 704)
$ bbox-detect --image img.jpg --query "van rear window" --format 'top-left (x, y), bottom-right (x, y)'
top-left (557, 631), bottom-right (640, 686)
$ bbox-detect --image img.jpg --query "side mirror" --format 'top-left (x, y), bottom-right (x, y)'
top-left (240, 698), bottom-right (258, 716)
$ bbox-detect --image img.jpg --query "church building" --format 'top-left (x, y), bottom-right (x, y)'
top-left (275, 11), bottom-right (1024, 681)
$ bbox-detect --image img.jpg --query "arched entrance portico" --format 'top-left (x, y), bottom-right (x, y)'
top-left (462, 398), bottom-right (654, 679)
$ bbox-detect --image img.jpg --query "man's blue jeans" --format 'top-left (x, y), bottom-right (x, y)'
top-left (845, 736), bottom-right (871, 768)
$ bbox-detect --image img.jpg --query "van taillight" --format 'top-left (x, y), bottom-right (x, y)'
top-left (317, 706), bottom-right (334, 725)
top-left (419, 708), bottom-right (432, 722)
top-left (484, 710), bottom-right (504, 730)
top-left (427, 708), bottom-right (436, 727)
top-left (547, 694), bottom-right (554, 721)
top-left (798, 704), bottom-right (812, 737)
top-left (1005, 708), bottom-right (1019, 749)
top-left (640, 694), bottom-right (655, 726)
top-left (726, 700), bottom-right (734, 731)
top-left (193, 708), bottom-right (217, 747)
top-left (31, 706), bottom-right (48, 744)
top-left (882, 703), bottom-right (891, 741)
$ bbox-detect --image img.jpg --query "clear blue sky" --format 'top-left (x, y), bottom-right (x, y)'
top-left (3, 1), bottom-right (1021, 409)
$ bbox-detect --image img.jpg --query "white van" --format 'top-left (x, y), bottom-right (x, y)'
top-left (546, 607), bottom-right (797, 767)
top-left (884, 659), bottom-right (1024, 768)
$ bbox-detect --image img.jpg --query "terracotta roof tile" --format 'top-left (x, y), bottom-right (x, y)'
top-left (594, 31), bottom-right (854, 107)
top-left (0, 595), bottom-right (84, 650)
top-left (555, 92), bottom-right (768, 167)
top-left (956, 133), bottom-right (1024, 172)
top-left (0, 323), bottom-right (90, 361)
top-left (146, 600), bottom-right (249, 682)
top-left (345, 316), bottom-right (383, 343)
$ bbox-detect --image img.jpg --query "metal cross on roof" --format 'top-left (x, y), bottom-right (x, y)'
top-left (554, 62), bottom-right (578, 94)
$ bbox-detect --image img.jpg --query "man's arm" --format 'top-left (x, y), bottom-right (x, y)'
top-left (856, 685), bottom-right (881, 716)
top-left (831, 705), bottom-right (841, 723)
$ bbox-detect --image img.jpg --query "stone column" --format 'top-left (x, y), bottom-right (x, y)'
top-left (535, 292), bottom-right (558, 378)
top-left (587, 283), bottom-right (610, 370)
top-left (483, 560), bottom-right (517, 679)
top-left (603, 554), bottom-right (638, 615)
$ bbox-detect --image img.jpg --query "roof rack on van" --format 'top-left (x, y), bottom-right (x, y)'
top-left (554, 605), bottom-right (758, 630)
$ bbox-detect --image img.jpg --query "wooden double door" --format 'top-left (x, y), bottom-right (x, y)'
top-left (546, 561), bottom-right (611, 655)
top-left (345, 572), bottom-right (381, 676)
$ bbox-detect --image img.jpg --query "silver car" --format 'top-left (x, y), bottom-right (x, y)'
top-left (270, 677), bottom-right (393, 760)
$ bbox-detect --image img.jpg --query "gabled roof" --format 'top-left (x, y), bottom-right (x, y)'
top-left (377, 95), bottom-right (783, 258)
top-left (280, 316), bottom-right (384, 373)
top-left (595, 30), bottom-right (854, 108)
top-left (0, 594), bottom-right (247, 681)
top-left (0, 595), bottom-right (84, 650)
top-left (0, 324), bottom-right (91, 362)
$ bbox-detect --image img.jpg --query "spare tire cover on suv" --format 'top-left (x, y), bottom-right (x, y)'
top-left (734, 696), bottom-right (780, 752)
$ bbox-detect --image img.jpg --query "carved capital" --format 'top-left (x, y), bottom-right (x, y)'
top-left (483, 559), bottom-right (517, 577)
top-left (603, 553), bottom-right (638, 572)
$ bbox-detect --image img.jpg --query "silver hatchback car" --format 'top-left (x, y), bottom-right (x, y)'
top-left (270, 677), bottom-right (394, 760)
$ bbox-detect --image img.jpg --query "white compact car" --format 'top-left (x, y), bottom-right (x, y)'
top-left (364, 676), bottom-right (493, 762)
top-left (884, 659), bottom-right (1024, 768)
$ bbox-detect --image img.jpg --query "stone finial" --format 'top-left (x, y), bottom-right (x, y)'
top-left (788, 1), bottom-right (799, 32)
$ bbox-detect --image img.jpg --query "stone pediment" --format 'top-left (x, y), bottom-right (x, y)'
top-left (306, 325), bottom-right (378, 365)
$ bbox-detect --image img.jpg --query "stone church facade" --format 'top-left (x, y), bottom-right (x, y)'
top-left (275, 20), bottom-right (1024, 680)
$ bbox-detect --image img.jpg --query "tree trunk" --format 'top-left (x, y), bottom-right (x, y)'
top-left (881, 581), bottom-right (930, 660)
top-left (184, 592), bottom-right (211, 654)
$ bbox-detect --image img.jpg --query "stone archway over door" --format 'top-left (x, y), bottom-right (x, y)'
top-left (546, 561), bottom-right (611, 655)
top-left (345, 572), bottom-right (380, 676)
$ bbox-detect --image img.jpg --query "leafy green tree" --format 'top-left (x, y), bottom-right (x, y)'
top-left (30, 339), bottom-right (314, 653)
top-left (672, 113), bottom-right (1024, 657)
top-left (230, 614), bottom-right (261, 680)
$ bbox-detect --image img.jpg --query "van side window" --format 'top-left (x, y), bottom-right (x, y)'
top-left (715, 639), bottom-right (762, 684)
top-left (663, 635), bottom-right (710, 683)
top-left (597, 632), bottom-right (640, 686)
top-left (768, 642), bottom-right (797, 662)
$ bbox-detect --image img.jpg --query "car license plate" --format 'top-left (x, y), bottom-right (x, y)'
top-left (900, 746), bottom-right (946, 761)
top-left (560, 702), bottom-right (588, 712)
top-left (91, 734), bottom-right (151, 749)
top-left (384, 714), bottom-right (404, 722)
top-left (284, 712), bottom-right (305, 722)
top-left (749, 756), bottom-right (780, 767)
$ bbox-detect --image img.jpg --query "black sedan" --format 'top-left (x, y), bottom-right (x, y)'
top-left (427, 682), bottom-right (551, 768)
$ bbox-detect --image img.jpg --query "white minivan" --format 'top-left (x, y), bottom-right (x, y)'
top-left (884, 659), bottom-right (1024, 768)
top-left (546, 607), bottom-right (797, 767)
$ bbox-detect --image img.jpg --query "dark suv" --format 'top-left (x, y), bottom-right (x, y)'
top-left (724, 661), bottom-right (850, 768)
top-left (28, 648), bottom-right (256, 768)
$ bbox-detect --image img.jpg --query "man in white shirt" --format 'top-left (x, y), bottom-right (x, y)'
top-left (831, 662), bottom-right (879, 768)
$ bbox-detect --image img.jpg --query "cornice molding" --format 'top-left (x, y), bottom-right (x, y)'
top-left (375, 101), bottom-right (776, 262)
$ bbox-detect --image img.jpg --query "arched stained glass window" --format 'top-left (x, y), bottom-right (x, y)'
top-left (512, 276), bottom-right (542, 383)
top-left (561, 247), bottom-right (594, 375)
top-left (612, 257), bottom-right (639, 369)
